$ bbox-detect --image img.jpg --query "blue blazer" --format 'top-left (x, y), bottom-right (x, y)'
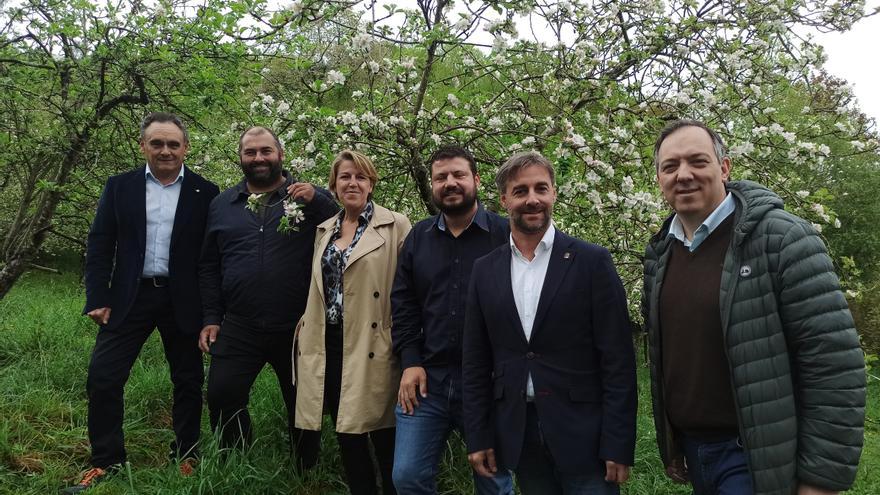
top-left (462, 229), bottom-right (637, 474)
top-left (83, 166), bottom-right (219, 333)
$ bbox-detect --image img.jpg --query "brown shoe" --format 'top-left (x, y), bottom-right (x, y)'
top-left (61, 466), bottom-right (113, 494)
top-left (179, 457), bottom-right (198, 477)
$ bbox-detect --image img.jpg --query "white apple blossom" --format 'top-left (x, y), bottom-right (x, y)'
top-left (326, 70), bottom-right (346, 86)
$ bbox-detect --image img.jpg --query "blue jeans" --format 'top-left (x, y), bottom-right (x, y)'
top-left (681, 436), bottom-right (754, 495)
top-left (515, 403), bottom-right (619, 495)
top-left (392, 372), bottom-right (513, 495)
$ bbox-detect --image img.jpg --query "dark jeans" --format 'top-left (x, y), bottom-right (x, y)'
top-left (515, 403), bottom-right (619, 495)
top-left (86, 282), bottom-right (203, 468)
top-left (681, 435), bottom-right (754, 495)
top-left (392, 371), bottom-right (513, 495)
top-left (206, 318), bottom-right (320, 470)
top-left (324, 322), bottom-right (396, 495)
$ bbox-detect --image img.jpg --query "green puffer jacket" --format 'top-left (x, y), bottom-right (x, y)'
top-left (642, 180), bottom-right (865, 494)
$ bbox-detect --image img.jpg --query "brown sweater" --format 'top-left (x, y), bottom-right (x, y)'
top-left (659, 215), bottom-right (738, 439)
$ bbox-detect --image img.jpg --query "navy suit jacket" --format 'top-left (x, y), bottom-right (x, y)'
top-left (462, 229), bottom-right (637, 474)
top-left (83, 166), bottom-right (220, 333)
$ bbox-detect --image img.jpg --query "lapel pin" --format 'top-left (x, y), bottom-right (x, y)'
top-left (195, 188), bottom-right (200, 193)
top-left (563, 252), bottom-right (571, 259)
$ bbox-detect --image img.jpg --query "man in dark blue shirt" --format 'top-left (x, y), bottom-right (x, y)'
top-left (198, 126), bottom-right (338, 469)
top-left (391, 145), bottom-right (513, 494)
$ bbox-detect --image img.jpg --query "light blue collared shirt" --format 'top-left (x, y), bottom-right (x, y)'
top-left (667, 192), bottom-right (735, 252)
top-left (143, 165), bottom-right (184, 277)
top-left (510, 223), bottom-right (556, 399)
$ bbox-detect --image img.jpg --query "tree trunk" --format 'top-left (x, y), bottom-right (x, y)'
top-left (0, 128), bottom-right (89, 301)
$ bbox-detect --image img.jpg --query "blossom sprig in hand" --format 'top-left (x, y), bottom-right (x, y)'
top-left (278, 197), bottom-right (305, 233)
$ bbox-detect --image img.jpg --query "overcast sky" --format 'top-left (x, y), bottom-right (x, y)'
top-left (814, 10), bottom-right (880, 123)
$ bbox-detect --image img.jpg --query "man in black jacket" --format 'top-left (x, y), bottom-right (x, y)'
top-left (66, 112), bottom-right (219, 494)
top-left (463, 152), bottom-right (637, 495)
top-left (198, 126), bottom-right (338, 468)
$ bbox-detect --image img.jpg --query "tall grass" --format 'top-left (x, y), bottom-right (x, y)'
top-left (0, 269), bottom-right (877, 494)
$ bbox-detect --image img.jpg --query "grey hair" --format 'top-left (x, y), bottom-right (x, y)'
top-left (140, 112), bottom-right (189, 143)
top-left (652, 119), bottom-right (726, 171)
top-left (495, 151), bottom-right (556, 193)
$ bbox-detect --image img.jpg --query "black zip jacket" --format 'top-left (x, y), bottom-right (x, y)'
top-left (199, 172), bottom-right (338, 331)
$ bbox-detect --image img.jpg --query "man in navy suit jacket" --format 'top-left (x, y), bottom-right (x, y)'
top-left (67, 113), bottom-right (219, 493)
top-left (462, 152), bottom-right (637, 495)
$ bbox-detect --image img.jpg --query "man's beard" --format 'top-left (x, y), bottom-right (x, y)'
top-left (432, 185), bottom-right (477, 216)
top-left (511, 205), bottom-right (551, 234)
top-left (241, 158), bottom-right (283, 188)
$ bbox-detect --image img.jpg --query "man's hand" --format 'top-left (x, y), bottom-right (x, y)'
top-left (797, 484), bottom-right (838, 495)
top-left (397, 366), bottom-right (428, 415)
top-left (665, 456), bottom-right (688, 484)
top-left (87, 307), bottom-right (112, 326)
top-left (468, 449), bottom-right (498, 478)
top-left (199, 325), bottom-right (220, 353)
top-left (604, 460), bottom-right (631, 484)
top-left (287, 182), bottom-right (316, 203)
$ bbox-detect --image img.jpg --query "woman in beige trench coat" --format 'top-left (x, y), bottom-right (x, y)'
top-left (294, 150), bottom-right (411, 495)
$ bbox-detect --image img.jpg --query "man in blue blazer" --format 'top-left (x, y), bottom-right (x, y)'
top-left (66, 112), bottom-right (219, 493)
top-left (462, 152), bottom-right (637, 494)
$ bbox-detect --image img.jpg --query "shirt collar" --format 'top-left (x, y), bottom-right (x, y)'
top-left (667, 192), bottom-right (735, 250)
top-left (510, 222), bottom-right (556, 260)
top-left (336, 200), bottom-right (374, 227)
top-left (434, 202), bottom-right (491, 233)
top-left (145, 164), bottom-right (184, 185)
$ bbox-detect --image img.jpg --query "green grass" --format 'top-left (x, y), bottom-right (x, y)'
top-left (0, 269), bottom-right (878, 494)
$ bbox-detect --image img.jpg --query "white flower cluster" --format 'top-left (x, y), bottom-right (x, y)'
top-left (728, 142), bottom-right (755, 158)
top-left (326, 70), bottom-right (346, 86)
top-left (289, 157), bottom-right (317, 172)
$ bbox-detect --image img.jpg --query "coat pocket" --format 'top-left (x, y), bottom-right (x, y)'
top-left (494, 380), bottom-right (504, 400)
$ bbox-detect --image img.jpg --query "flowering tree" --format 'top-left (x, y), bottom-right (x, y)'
top-left (228, 0), bottom-right (879, 301)
top-left (2, 0), bottom-right (878, 304)
top-left (0, 0), bottom-right (252, 299)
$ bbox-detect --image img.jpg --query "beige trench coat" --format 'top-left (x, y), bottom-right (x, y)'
top-left (294, 203), bottom-right (411, 434)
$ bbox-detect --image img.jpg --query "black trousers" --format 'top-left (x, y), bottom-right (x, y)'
top-left (324, 322), bottom-right (396, 495)
top-left (86, 282), bottom-right (203, 468)
top-left (206, 318), bottom-right (320, 470)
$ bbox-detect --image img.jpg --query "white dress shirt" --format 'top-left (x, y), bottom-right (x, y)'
top-left (143, 165), bottom-right (184, 277)
top-left (510, 223), bottom-right (556, 399)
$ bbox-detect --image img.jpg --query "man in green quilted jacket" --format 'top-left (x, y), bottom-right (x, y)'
top-left (643, 119), bottom-right (865, 495)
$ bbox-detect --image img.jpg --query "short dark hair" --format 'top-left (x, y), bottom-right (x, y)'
top-left (428, 145), bottom-right (477, 175)
top-left (140, 112), bottom-right (189, 143)
top-left (653, 119), bottom-right (726, 171)
top-left (495, 151), bottom-right (555, 193)
top-left (238, 126), bottom-right (283, 154)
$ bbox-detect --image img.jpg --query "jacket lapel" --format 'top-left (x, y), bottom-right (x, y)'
top-left (312, 216), bottom-right (337, 305)
top-left (170, 168), bottom-right (195, 251)
top-left (492, 245), bottom-right (529, 346)
top-left (128, 167), bottom-right (148, 254)
top-left (344, 205), bottom-right (392, 269)
top-left (531, 231), bottom-right (575, 338)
